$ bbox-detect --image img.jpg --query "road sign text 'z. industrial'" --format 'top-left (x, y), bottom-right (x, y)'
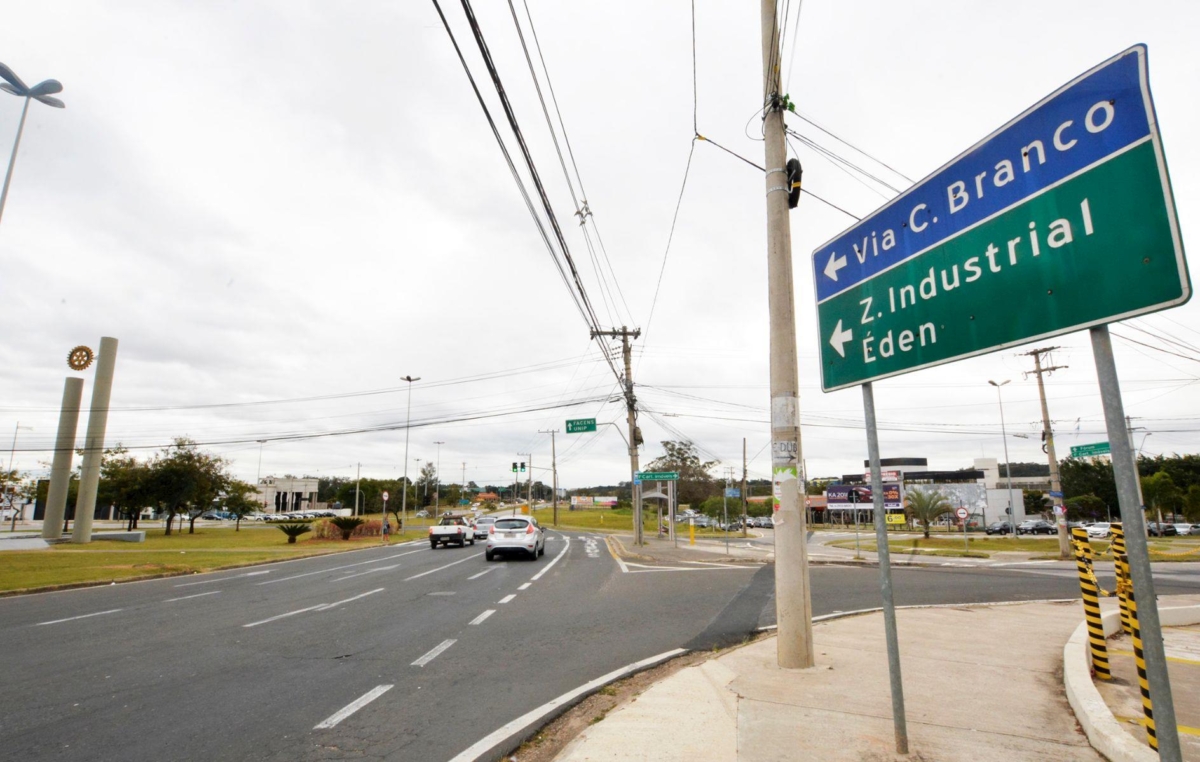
top-left (812, 45), bottom-right (1188, 392)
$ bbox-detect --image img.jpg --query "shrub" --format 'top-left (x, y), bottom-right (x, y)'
top-left (277, 523), bottom-right (313, 544)
top-left (313, 518), bottom-right (382, 540)
top-left (330, 516), bottom-right (366, 540)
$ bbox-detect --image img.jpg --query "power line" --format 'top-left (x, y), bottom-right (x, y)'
top-left (786, 110), bottom-right (915, 185)
top-left (1111, 330), bottom-right (1200, 364)
top-left (640, 138), bottom-right (696, 355)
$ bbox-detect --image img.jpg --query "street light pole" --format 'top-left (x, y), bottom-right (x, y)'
top-left (0, 63), bottom-right (65, 227)
top-left (400, 376), bottom-right (420, 529)
top-left (8, 422), bottom-right (32, 472)
top-left (989, 380), bottom-right (1019, 537)
top-left (255, 440), bottom-right (267, 511)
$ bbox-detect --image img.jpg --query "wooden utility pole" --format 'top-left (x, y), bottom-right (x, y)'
top-left (761, 0), bottom-right (813, 668)
top-left (591, 327), bottom-right (643, 544)
top-left (1024, 347), bottom-right (1070, 558)
top-left (540, 429), bottom-right (559, 525)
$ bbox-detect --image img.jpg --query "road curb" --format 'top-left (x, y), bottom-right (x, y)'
top-left (1064, 603), bottom-right (1200, 762)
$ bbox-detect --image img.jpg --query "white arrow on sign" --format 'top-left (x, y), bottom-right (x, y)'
top-left (829, 319), bottom-right (853, 358)
top-left (824, 252), bottom-right (847, 281)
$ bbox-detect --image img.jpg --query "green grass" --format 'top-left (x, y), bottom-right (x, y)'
top-left (0, 523), bottom-right (426, 594)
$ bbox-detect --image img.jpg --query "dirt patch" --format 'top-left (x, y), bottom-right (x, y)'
top-left (508, 633), bottom-right (770, 762)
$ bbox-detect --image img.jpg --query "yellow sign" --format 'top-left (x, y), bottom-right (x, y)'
top-left (885, 513), bottom-right (906, 525)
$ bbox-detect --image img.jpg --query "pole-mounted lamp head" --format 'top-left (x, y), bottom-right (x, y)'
top-left (0, 63), bottom-right (65, 108)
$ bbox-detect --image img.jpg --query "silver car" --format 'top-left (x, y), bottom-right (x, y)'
top-left (473, 515), bottom-right (497, 540)
top-left (485, 516), bottom-right (545, 561)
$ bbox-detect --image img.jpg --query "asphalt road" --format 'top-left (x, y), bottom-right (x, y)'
top-left (2, 529), bottom-right (1198, 762)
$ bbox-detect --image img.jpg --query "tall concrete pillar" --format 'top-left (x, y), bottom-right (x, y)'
top-left (72, 337), bottom-right (118, 544)
top-left (42, 377), bottom-right (84, 540)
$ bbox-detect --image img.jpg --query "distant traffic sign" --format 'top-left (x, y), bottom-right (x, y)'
top-left (566, 418), bottom-right (597, 434)
top-left (812, 45), bottom-right (1188, 391)
top-left (955, 507), bottom-right (969, 520)
top-left (1071, 442), bottom-right (1111, 458)
top-left (637, 471), bottom-right (678, 482)
top-left (724, 487), bottom-right (741, 498)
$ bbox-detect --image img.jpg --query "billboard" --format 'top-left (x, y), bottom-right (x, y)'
top-left (570, 496), bottom-right (618, 508)
top-left (827, 483), bottom-right (902, 509)
top-left (913, 483), bottom-right (988, 515)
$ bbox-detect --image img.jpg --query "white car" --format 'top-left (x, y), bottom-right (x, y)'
top-left (485, 516), bottom-right (545, 561)
top-left (1086, 522), bottom-right (1111, 539)
top-left (1173, 523), bottom-right (1192, 536)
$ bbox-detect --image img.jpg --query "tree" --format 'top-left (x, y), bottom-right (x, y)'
top-left (417, 461), bottom-right (437, 507)
top-left (1064, 493), bottom-right (1107, 522)
top-left (906, 488), bottom-right (952, 539)
top-left (1024, 490), bottom-right (1049, 517)
top-left (98, 447), bottom-right (150, 530)
top-left (1184, 485), bottom-right (1200, 522)
top-left (144, 439), bottom-right (233, 535)
top-left (223, 480), bottom-right (259, 531)
top-left (318, 476), bottom-right (349, 502)
top-left (1141, 471), bottom-right (1183, 526)
top-left (330, 516), bottom-right (365, 540)
top-left (644, 441), bottom-right (717, 507)
top-left (1059, 457), bottom-right (1118, 509)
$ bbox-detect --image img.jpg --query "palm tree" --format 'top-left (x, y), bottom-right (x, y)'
top-left (907, 488), bottom-right (952, 539)
top-left (277, 522), bottom-right (312, 544)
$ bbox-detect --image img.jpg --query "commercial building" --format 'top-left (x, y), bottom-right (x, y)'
top-left (255, 476), bottom-right (319, 514)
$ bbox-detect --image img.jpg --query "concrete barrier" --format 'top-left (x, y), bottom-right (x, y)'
top-left (1064, 602), bottom-right (1200, 762)
top-left (92, 531), bottom-right (146, 543)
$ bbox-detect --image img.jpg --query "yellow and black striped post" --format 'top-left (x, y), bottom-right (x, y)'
top-left (1126, 586), bottom-right (1159, 750)
top-left (1071, 527), bottom-right (1111, 680)
top-left (1110, 522), bottom-right (1133, 636)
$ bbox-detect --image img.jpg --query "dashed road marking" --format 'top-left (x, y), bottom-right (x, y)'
top-left (498, 594), bottom-right (516, 604)
top-left (405, 553), bottom-right (479, 581)
top-left (412, 639), bottom-right (456, 667)
top-left (468, 568), bottom-right (495, 580)
top-left (469, 610), bottom-right (496, 625)
top-left (314, 685), bottom-right (393, 729)
top-left (35, 609), bottom-right (123, 627)
top-left (518, 583), bottom-right (531, 590)
top-left (163, 591), bottom-right (221, 603)
top-left (243, 588), bottom-right (384, 628)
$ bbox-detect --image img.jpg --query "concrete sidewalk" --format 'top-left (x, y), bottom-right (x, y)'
top-left (555, 597), bottom-right (1200, 761)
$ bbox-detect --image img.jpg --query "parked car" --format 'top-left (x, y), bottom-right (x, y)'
top-left (1147, 522), bottom-right (1177, 537)
top-left (415, 510), bottom-right (430, 518)
top-left (1190, 524), bottom-right (1200, 536)
top-left (473, 516), bottom-right (496, 540)
top-left (985, 521), bottom-right (1015, 535)
top-left (485, 516), bottom-right (545, 561)
top-left (1086, 522), bottom-right (1112, 539)
top-left (1171, 523), bottom-right (1192, 536)
top-left (1017, 520), bottom-right (1056, 535)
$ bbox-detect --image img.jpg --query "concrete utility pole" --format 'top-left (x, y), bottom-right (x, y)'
top-left (400, 375), bottom-right (420, 528)
top-left (73, 337), bottom-right (118, 544)
top-left (355, 463), bottom-right (362, 516)
top-left (539, 429), bottom-right (559, 525)
top-left (1024, 347), bottom-right (1070, 558)
top-left (255, 440), bottom-right (268, 511)
top-left (1127, 416), bottom-right (1149, 520)
top-left (742, 438), bottom-right (749, 539)
top-left (761, 0), bottom-right (813, 668)
top-left (462, 462), bottom-right (467, 506)
top-left (433, 441), bottom-right (445, 517)
top-left (590, 327), bottom-right (644, 545)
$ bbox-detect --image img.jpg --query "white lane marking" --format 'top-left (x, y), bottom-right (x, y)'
top-left (314, 685), bottom-right (393, 729)
top-left (243, 588), bottom-right (385, 627)
top-left (175, 570), bottom-right (269, 588)
top-left (529, 536), bottom-right (569, 581)
top-left (243, 604), bottom-right (328, 628)
top-left (412, 639), bottom-right (457, 667)
top-left (584, 537), bottom-right (600, 558)
top-left (468, 568), bottom-right (495, 580)
top-left (469, 610), bottom-right (495, 625)
top-left (258, 548), bottom-right (424, 585)
top-left (35, 609), bottom-right (123, 627)
top-left (428, 591), bottom-right (456, 596)
top-left (163, 591), bottom-right (221, 602)
top-left (336, 564), bottom-right (399, 582)
top-left (518, 583), bottom-right (531, 590)
top-left (446, 648), bottom-right (687, 762)
top-left (498, 594), bottom-right (516, 604)
top-left (404, 552), bottom-right (480, 581)
top-left (320, 587), bottom-right (386, 611)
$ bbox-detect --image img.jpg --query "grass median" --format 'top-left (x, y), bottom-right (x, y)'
top-left (828, 535), bottom-right (1200, 561)
top-left (527, 506), bottom-right (761, 539)
top-left (0, 521), bottom-right (425, 594)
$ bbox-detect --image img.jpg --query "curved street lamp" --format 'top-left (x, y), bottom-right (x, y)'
top-left (0, 62), bottom-right (65, 226)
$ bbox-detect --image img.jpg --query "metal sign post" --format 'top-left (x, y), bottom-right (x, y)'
top-left (957, 506), bottom-right (969, 552)
top-left (1092, 326), bottom-right (1180, 759)
top-left (863, 382), bottom-right (908, 754)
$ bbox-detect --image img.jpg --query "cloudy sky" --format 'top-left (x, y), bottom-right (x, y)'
top-left (2, 0), bottom-right (1198, 493)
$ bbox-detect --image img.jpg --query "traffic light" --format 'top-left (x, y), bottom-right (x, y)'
top-left (520, 462), bottom-right (526, 473)
top-left (512, 462), bottom-right (518, 473)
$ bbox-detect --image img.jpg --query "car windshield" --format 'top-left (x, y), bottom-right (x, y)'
top-left (476, 517), bottom-right (496, 525)
top-left (494, 519), bottom-right (529, 530)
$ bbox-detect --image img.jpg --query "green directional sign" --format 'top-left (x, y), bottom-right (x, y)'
top-left (812, 46), bottom-right (1188, 392)
top-left (1071, 442), bottom-right (1111, 458)
top-left (636, 471), bottom-right (678, 482)
top-left (566, 418), bottom-right (597, 434)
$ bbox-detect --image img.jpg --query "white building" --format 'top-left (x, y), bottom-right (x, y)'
top-left (256, 476), bottom-right (320, 514)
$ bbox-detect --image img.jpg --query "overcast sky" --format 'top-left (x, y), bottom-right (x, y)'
top-left (2, 1), bottom-right (1198, 493)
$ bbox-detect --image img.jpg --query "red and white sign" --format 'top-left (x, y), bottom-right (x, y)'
top-left (382, 491), bottom-right (390, 502)
top-left (955, 507), bottom-right (969, 520)
top-left (863, 470), bottom-right (901, 483)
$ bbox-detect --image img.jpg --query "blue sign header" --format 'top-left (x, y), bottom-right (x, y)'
top-left (813, 46), bottom-right (1153, 303)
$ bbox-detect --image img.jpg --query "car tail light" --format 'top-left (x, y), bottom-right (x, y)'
top-left (525, 524), bottom-right (535, 535)
top-left (428, 527), bottom-right (434, 535)
top-left (489, 525), bottom-right (495, 534)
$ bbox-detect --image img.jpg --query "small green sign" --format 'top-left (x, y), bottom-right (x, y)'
top-left (637, 471), bottom-right (679, 481)
top-left (566, 418), bottom-right (597, 434)
top-left (1071, 442), bottom-right (1111, 458)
